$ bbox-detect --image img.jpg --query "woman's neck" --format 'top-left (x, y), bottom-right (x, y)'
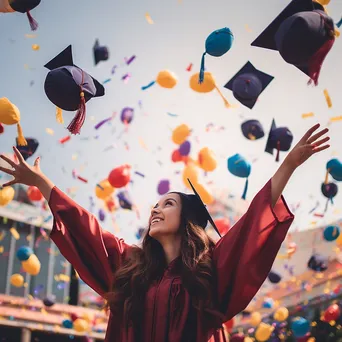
top-left (161, 236), bottom-right (182, 264)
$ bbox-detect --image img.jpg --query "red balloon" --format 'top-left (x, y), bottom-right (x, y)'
top-left (323, 304), bottom-right (341, 322)
top-left (70, 313), bottom-right (78, 322)
top-left (214, 218), bottom-right (230, 236)
top-left (171, 149), bottom-right (183, 163)
top-left (108, 164), bottom-right (131, 188)
top-left (223, 318), bottom-right (234, 333)
top-left (27, 186), bottom-right (43, 201)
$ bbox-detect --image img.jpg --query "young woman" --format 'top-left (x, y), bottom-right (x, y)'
top-left (0, 124), bottom-right (329, 342)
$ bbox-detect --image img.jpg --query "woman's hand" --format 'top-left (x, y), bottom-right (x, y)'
top-left (0, 146), bottom-right (43, 187)
top-left (284, 123), bottom-right (330, 170)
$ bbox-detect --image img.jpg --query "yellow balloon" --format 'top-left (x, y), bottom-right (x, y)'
top-left (315, 0), bottom-right (330, 5)
top-left (22, 254), bottom-right (41, 276)
top-left (274, 307), bottom-right (289, 321)
top-left (73, 318), bottom-right (89, 332)
top-left (190, 72), bottom-right (216, 93)
top-left (192, 183), bottom-right (214, 205)
top-left (0, 186), bottom-right (15, 206)
top-left (95, 179), bottom-right (115, 200)
top-left (198, 147), bottom-right (217, 172)
top-left (172, 124), bottom-right (191, 145)
top-left (250, 311), bottom-right (262, 327)
top-left (244, 338), bottom-right (254, 342)
top-left (336, 233), bottom-right (342, 247)
top-left (182, 164), bottom-right (199, 189)
top-left (10, 274), bottom-right (24, 287)
top-left (255, 323), bottom-right (274, 342)
top-left (156, 70), bottom-right (178, 89)
top-left (82, 312), bottom-right (94, 324)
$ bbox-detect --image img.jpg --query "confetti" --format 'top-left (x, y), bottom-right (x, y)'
top-left (111, 65), bottom-right (117, 74)
top-left (77, 176), bottom-right (88, 183)
top-left (324, 89), bottom-right (332, 108)
top-left (0, 246), bottom-right (3, 254)
top-left (32, 44), bottom-right (40, 51)
top-left (245, 24), bottom-right (252, 32)
top-left (125, 55), bottom-right (136, 65)
top-left (0, 231), bottom-right (5, 241)
top-left (25, 34), bottom-right (37, 38)
top-left (45, 128), bottom-right (54, 135)
top-left (134, 171), bottom-right (145, 178)
top-left (141, 81), bottom-right (156, 90)
top-left (10, 227), bottom-right (20, 240)
top-left (59, 136), bottom-right (71, 144)
top-left (103, 78), bottom-right (112, 84)
top-left (302, 112), bottom-right (314, 119)
top-left (145, 13), bottom-right (154, 24)
top-left (94, 116), bottom-right (113, 130)
top-left (330, 116), bottom-right (342, 122)
top-left (167, 112), bottom-right (178, 117)
top-left (186, 63), bottom-right (193, 72)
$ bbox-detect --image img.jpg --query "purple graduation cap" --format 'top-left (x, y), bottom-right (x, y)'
top-left (321, 182), bottom-right (338, 212)
top-left (265, 119), bottom-right (293, 162)
top-left (267, 270), bottom-right (282, 284)
top-left (117, 191), bottom-right (133, 210)
top-left (93, 39), bottom-right (110, 66)
top-left (44, 45), bottom-right (105, 135)
top-left (224, 61), bottom-right (274, 109)
top-left (251, 0), bottom-right (335, 86)
top-left (16, 137), bottom-right (39, 161)
top-left (241, 119), bottom-right (265, 140)
top-left (307, 253), bottom-right (328, 272)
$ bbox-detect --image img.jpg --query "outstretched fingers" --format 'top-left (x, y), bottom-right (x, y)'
top-left (0, 155), bottom-right (17, 168)
top-left (307, 128), bottom-right (329, 145)
top-left (13, 146), bottom-right (25, 164)
top-left (0, 166), bottom-right (15, 176)
top-left (313, 144), bottom-right (330, 154)
top-left (2, 179), bottom-right (17, 187)
top-left (300, 123), bottom-right (320, 143)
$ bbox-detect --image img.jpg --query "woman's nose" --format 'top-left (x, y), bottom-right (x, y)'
top-left (151, 207), bottom-right (161, 216)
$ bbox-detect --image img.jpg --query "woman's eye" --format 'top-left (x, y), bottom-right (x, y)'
top-left (166, 201), bottom-right (172, 206)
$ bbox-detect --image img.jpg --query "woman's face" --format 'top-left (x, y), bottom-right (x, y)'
top-left (148, 193), bottom-right (182, 239)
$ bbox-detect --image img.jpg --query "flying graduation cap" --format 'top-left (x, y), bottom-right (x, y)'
top-left (251, 0), bottom-right (335, 86)
top-left (173, 179), bottom-right (221, 238)
top-left (0, 0), bottom-right (40, 30)
top-left (44, 45), bottom-right (105, 135)
top-left (224, 61), bottom-right (274, 109)
top-left (16, 137), bottom-right (39, 161)
top-left (93, 39), bottom-right (109, 65)
top-left (265, 119), bottom-right (293, 162)
top-left (241, 119), bottom-right (265, 140)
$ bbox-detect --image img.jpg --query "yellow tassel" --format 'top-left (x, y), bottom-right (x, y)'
top-left (324, 89), bottom-right (332, 108)
top-left (214, 85), bottom-right (233, 108)
top-left (325, 169), bottom-right (330, 184)
top-left (16, 123), bottom-right (27, 146)
top-left (56, 107), bottom-right (64, 124)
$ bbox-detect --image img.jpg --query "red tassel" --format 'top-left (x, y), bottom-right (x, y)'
top-left (26, 11), bottom-right (38, 31)
top-left (276, 140), bottom-right (280, 162)
top-left (67, 94), bottom-right (86, 135)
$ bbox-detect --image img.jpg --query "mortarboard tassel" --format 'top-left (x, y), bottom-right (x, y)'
top-left (26, 11), bottom-right (38, 31)
top-left (307, 15), bottom-right (335, 86)
top-left (16, 123), bottom-right (27, 146)
top-left (214, 85), bottom-right (231, 108)
top-left (56, 107), bottom-right (64, 124)
top-left (67, 71), bottom-right (86, 135)
top-left (275, 141), bottom-right (280, 162)
top-left (324, 169), bottom-right (330, 184)
top-left (199, 52), bottom-right (206, 84)
top-left (242, 177), bottom-right (249, 200)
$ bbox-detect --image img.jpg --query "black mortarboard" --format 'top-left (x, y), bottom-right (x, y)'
top-left (93, 39), bottom-right (109, 66)
top-left (44, 45), bottom-right (105, 135)
top-left (241, 119), bottom-right (265, 140)
top-left (224, 61), bottom-right (274, 109)
top-left (8, 0), bottom-right (40, 30)
top-left (16, 137), bottom-right (39, 161)
top-left (307, 253), bottom-right (328, 272)
top-left (174, 179), bottom-right (221, 238)
top-left (321, 182), bottom-right (338, 212)
top-left (265, 119), bottom-right (293, 162)
top-left (117, 191), bottom-right (133, 210)
top-left (268, 270), bottom-right (282, 283)
top-left (251, 0), bottom-right (335, 86)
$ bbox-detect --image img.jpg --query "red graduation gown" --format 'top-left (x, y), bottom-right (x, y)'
top-left (48, 178), bottom-right (294, 342)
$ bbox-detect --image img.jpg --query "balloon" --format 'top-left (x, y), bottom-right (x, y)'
top-left (73, 318), bottom-right (89, 332)
top-left (10, 274), bottom-right (24, 287)
top-left (262, 298), bottom-right (274, 308)
top-left (223, 318), bottom-right (234, 333)
top-left (108, 164), bottom-right (131, 188)
top-left (179, 140), bottom-right (191, 156)
top-left (157, 180), bottom-right (170, 195)
top-left (22, 254), bottom-right (41, 276)
top-left (255, 323), bottom-right (274, 341)
top-left (323, 304), bottom-right (341, 322)
top-left (172, 124), bottom-right (191, 145)
top-left (214, 218), bottom-right (230, 236)
top-left (171, 149), bottom-right (184, 163)
top-left (230, 333), bottom-right (245, 342)
top-left (323, 225), bottom-right (340, 241)
top-left (182, 164), bottom-right (199, 189)
top-left (95, 179), bottom-right (115, 200)
top-left (291, 317), bottom-right (310, 338)
top-left (16, 138), bottom-right (39, 161)
top-left (193, 183), bottom-right (214, 205)
top-left (70, 313), bottom-right (79, 322)
top-left (105, 197), bottom-right (117, 212)
top-left (337, 233), bottom-right (342, 247)
top-left (198, 147), bottom-right (217, 172)
top-left (43, 295), bottom-right (56, 307)
top-left (120, 107), bottom-right (134, 124)
top-left (16, 246), bottom-right (33, 261)
top-left (0, 186), bottom-right (15, 206)
top-left (315, 0), bottom-right (330, 5)
top-left (98, 209), bottom-right (106, 221)
top-left (250, 312), bottom-right (262, 327)
top-left (156, 70), bottom-right (178, 88)
top-left (190, 72), bottom-right (216, 93)
top-left (62, 319), bottom-right (73, 329)
top-left (27, 186), bottom-right (43, 201)
top-left (274, 307), bottom-right (289, 321)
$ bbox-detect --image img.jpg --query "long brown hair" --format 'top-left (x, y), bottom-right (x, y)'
top-left (105, 195), bottom-right (218, 334)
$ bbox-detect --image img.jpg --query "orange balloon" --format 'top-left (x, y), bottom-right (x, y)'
top-left (95, 179), bottom-right (115, 200)
top-left (172, 124), bottom-right (191, 145)
top-left (193, 183), bottom-right (214, 205)
top-left (198, 147), bottom-right (217, 172)
top-left (182, 163), bottom-right (199, 189)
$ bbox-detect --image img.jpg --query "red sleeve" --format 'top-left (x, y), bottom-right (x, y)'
top-left (212, 178), bottom-right (294, 320)
top-left (48, 186), bottom-right (130, 297)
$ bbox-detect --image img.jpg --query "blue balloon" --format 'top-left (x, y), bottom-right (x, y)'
top-left (62, 319), bottom-right (73, 329)
top-left (323, 225), bottom-right (340, 241)
top-left (262, 298), bottom-right (274, 308)
top-left (16, 246), bottom-right (33, 261)
top-left (327, 159), bottom-right (342, 181)
top-left (291, 317), bottom-right (310, 337)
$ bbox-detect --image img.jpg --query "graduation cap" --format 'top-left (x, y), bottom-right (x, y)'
top-left (265, 119), bottom-right (293, 162)
top-left (44, 45), bottom-right (105, 135)
top-left (93, 39), bottom-right (109, 66)
top-left (267, 270), bottom-right (282, 283)
top-left (16, 137), bottom-right (39, 161)
top-left (241, 119), bottom-right (265, 140)
top-left (325, 158), bottom-right (342, 183)
top-left (224, 61), bottom-right (274, 109)
top-left (1, 0), bottom-right (40, 30)
top-left (251, 0), bottom-right (335, 86)
top-left (117, 191), bottom-right (133, 210)
top-left (321, 182), bottom-right (338, 212)
top-left (307, 253), bottom-right (328, 272)
top-left (173, 179), bottom-right (221, 238)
